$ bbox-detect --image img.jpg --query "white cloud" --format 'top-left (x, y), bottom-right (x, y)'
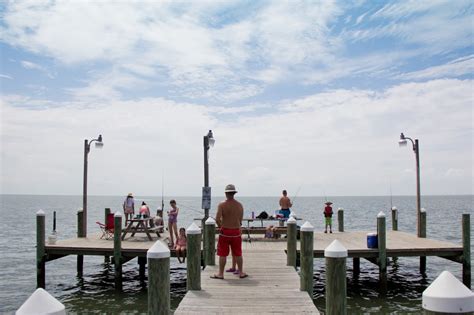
top-left (20, 60), bottom-right (54, 78)
top-left (0, 74), bottom-right (13, 79)
top-left (1, 79), bottom-right (472, 196)
top-left (398, 55), bottom-right (474, 80)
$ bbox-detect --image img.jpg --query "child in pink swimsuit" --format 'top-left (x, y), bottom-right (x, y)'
top-left (175, 227), bottom-right (187, 263)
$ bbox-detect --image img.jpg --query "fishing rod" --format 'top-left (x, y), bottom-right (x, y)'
top-left (291, 184), bottom-right (303, 207)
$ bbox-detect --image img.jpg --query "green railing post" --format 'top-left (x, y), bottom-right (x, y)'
top-left (325, 240), bottom-right (348, 315)
top-left (204, 217), bottom-right (216, 266)
top-left (462, 213), bottom-right (471, 288)
top-left (287, 216), bottom-right (297, 268)
top-left (300, 221), bottom-right (314, 297)
top-left (338, 208), bottom-right (344, 232)
top-left (36, 210), bottom-right (46, 289)
top-left (186, 222), bottom-right (202, 291)
top-left (114, 212), bottom-right (123, 290)
top-left (377, 211), bottom-right (387, 294)
top-left (147, 240), bottom-right (170, 315)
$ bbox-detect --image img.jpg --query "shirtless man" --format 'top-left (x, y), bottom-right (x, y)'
top-left (212, 184), bottom-right (248, 279)
top-left (279, 190), bottom-right (293, 218)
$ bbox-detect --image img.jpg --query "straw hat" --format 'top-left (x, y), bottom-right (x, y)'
top-left (224, 184), bottom-right (238, 193)
top-left (128, 193), bottom-right (133, 197)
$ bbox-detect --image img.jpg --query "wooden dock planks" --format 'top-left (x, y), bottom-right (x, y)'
top-left (175, 249), bottom-right (319, 314)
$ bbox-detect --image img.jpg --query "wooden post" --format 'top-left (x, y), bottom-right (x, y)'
top-left (338, 208), bottom-right (344, 232)
top-left (391, 206), bottom-right (398, 264)
top-left (420, 208), bottom-right (427, 274)
top-left (353, 258), bottom-right (360, 277)
top-left (104, 208), bottom-right (111, 263)
top-left (287, 216), bottom-right (297, 268)
top-left (114, 212), bottom-right (123, 290)
top-left (391, 206), bottom-right (398, 231)
top-left (462, 214), bottom-right (471, 289)
top-left (204, 217), bottom-right (216, 266)
top-left (377, 211), bottom-right (387, 294)
top-left (77, 209), bottom-right (84, 276)
top-left (186, 222), bottom-right (202, 291)
top-left (325, 240), bottom-right (348, 315)
top-left (300, 221), bottom-right (314, 297)
top-left (422, 270), bottom-right (474, 314)
top-left (147, 240), bottom-right (170, 315)
top-left (36, 210), bottom-right (46, 289)
top-left (53, 211), bottom-right (56, 232)
top-left (138, 256), bottom-right (146, 281)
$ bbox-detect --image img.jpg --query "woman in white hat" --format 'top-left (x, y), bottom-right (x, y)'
top-left (123, 193), bottom-right (135, 224)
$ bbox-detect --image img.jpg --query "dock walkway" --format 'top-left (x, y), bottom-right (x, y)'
top-left (175, 247), bottom-right (319, 314)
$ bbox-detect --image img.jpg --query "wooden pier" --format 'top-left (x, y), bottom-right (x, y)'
top-left (37, 209), bottom-right (470, 314)
top-left (175, 248), bottom-right (319, 314)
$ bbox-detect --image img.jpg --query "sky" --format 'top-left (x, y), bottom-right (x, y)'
top-left (0, 0), bottom-right (473, 197)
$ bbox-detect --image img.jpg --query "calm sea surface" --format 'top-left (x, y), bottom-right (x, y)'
top-left (0, 194), bottom-right (472, 314)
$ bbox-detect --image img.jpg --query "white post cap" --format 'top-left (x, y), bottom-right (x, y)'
top-left (205, 217), bottom-right (216, 225)
top-left (421, 208), bottom-right (426, 213)
top-left (289, 211), bottom-right (296, 218)
top-left (114, 211), bottom-right (122, 217)
top-left (324, 239), bottom-right (348, 258)
top-left (422, 271), bottom-right (474, 313)
top-left (147, 240), bottom-right (170, 259)
top-left (338, 207), bottom-right (344, 211)
top-left (16, 288), bottom-right (65, 315)
top-left (186, 222), bottom-right (201, 235)
top-left (77, 208), bottom-right (83, 213)
top-left (391, 206), bottom-right (397, 210)
top-left (287, 216), bottom-right (297, 224)
top-left (300, 221), bottom-right (314, 232)
top-left (377, 211), bottom-right (386, 218)
top-left (36, 209), bottom-right (45, 216)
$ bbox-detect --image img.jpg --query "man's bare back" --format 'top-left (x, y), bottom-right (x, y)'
top-left (279, 196), bottom-right (292, 209)
top-left (216, 199), bottom-right (243, 229)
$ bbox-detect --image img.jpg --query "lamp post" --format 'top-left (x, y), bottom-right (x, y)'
top-left (203, 130), bottom-right (215, 223)
top-left (82, 134), bottom-right (103, 237)
top-left (398, 132), bottom-right (421, 236)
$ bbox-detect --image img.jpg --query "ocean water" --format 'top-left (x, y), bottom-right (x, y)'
top-left (0, 194), bottom-right (472, 314)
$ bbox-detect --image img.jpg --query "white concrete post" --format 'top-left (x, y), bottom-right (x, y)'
top-left (147, 240), bottom-right (170, 315)
top-left (325, 240), bottom-right (348, 315)
top-left (422, 271), bottom-right (474, 314)
top-left (16, 288), bottom-right (66, 315)
top-left (186, 222), bottom-right (202, 291)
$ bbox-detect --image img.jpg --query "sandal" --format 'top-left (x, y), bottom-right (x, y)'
top-left (239, 273), bottom-right (249, 279)
top-left (210, 275), bottom-right (224, 279)
top-left (226, 268), bottom-right (236, 273)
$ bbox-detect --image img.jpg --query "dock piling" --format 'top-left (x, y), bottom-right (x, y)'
top-left (391, 206), bottom-right (398, 231)
top-left (104, 208), bottom-right (111, 263)
top-left (77, 209), bottom-right (84, 276)
top-left (462, 213), bottom-right (471, 289)
top-left (138, 256), bottom-right (146, 281)
top-left (114, 212), bottom-right (123, 290)
top-left (420, 208), bottom-right (427, 274)
top-left (186, 222), bottom-right (202, 291)
top-left (147, 241), bottom-right (170, 315)
top-left (377, 211), bottom-right (387, 293)
top-left (325, 240), bottom-right (348, 315)
top-left (353, 258), bottom-right (360, 277)
top-left (287, 216), bottom-right (297, 268)
top-left (391, 206), bottom-right (398, 263)
top-left (422, 270), bottom-right (474, 314)
top-left (300, 221), bottom-right (314, 297)
top-left (36, 210), bottom-right (46, 289)
top-left (204, 217), bottom-right (216, 266)
top-left (338, 208), bottom-right (344, 232)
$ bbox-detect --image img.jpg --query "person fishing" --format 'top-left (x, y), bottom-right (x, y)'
top-left (279, 190), bottom-right (293, 218)
top-left (324, 201), bottom-right (333, 233)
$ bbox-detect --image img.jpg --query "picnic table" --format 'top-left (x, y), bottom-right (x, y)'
top-left (121, 217), bottom-right (162, 241)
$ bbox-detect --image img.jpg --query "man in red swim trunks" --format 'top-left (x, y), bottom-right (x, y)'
top-left (212, 184), bottom-right (248, 279)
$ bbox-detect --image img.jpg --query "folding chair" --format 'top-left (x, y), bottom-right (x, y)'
top-left (96, 213), bottom-right (115, 240)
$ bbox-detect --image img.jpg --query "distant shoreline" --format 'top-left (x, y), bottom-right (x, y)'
top-left (1, 193), bottom-right (472, 197)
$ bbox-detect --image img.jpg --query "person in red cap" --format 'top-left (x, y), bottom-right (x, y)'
top-left (324, 201), bottom-right (333, 233)
top-left (211, 184), bottom-right (248, 279)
